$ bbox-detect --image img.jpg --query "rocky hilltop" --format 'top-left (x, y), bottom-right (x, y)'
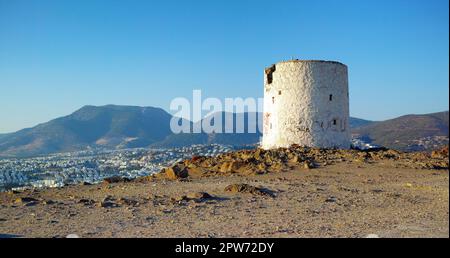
top-left (154, 145), bottom-right (449, 180)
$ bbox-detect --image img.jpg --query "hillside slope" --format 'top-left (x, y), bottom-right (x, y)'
top-left (0, 105), bottom-right (173, 157)
top-left (352, 111), bottom-right (449, 151)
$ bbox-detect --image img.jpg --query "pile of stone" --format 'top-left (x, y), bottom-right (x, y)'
top-left (152, 145), bottom-right (449, 180)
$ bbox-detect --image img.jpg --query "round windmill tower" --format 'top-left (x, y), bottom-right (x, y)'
top-left (262, 59), bottom-right (351, 150)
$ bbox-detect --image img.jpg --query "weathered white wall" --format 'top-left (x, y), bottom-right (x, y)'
top-left (262, 60), bottom-right (350, 149)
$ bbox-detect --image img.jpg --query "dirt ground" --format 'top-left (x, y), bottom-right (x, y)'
top-left (0, 161), bottom-right (448, 238)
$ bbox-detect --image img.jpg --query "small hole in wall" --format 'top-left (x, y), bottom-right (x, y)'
top-left (329, 94), bottom-right (333, 101)
top-left (333, 119), bottom-right (337, 125)
top-left (278, 90), bottom-right (282, 95)
top-left (272, 97), bottom-right (275, 104)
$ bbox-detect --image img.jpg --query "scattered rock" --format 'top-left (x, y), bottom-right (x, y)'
top-left (42, 200), bottom-right (56, 205)
top-left (224, 184), bottom-right (276, 197)
top-left (99, 196), bottom-right (119, 208)
top-left (78, 199), bottom-right (96, 206)
top-left (431, 146), bottom-right (449, 159)
top-left (161, 209), bottom-right (172, 214)
top-left (13, 197), bottom-right (39, 205)
top-left (117, 197), bottom-right (139, 207)
top-left (303, 161), bottom-right (315, 169)
top-left (171, 195), bottom-right (189, 203)
top-left (325, 196), bottom-right (337, 203)
top-left (163, 163), bottom-right (189, 180)
top-left (172, 192), bottom-right (214, 203)
top-left (186, 192), bottom-right (213, 200)
top-left (100, 201), bottom-right (118, 208)
top-left (24, 201), bottom-right (39, 207)
top-left (103, 176), bottom-right (131, 184)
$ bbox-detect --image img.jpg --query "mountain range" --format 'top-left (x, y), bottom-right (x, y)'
top-left (0, 105), bottom-right (447, 157)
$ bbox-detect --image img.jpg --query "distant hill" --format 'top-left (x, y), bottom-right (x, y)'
top-left (349, 117), bottom-right (373, 128)
top-left (0, 105), bottom-right (173, 157)
top-left (0, 105), bottom-right (446, 157)
top-left (152, 112), bottom-right (262, 148)
top-left (352, 111), bottom-right (449, 151)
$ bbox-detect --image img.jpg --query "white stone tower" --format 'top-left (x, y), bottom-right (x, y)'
top-left (262, 60), bottom-right (351, 149)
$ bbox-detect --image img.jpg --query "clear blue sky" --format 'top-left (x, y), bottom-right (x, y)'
top-left (0, 0), bottom-right (448, 133)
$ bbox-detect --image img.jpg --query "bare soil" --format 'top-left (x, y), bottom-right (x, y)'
top-left (0, 161), bottom-right (448, 238)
